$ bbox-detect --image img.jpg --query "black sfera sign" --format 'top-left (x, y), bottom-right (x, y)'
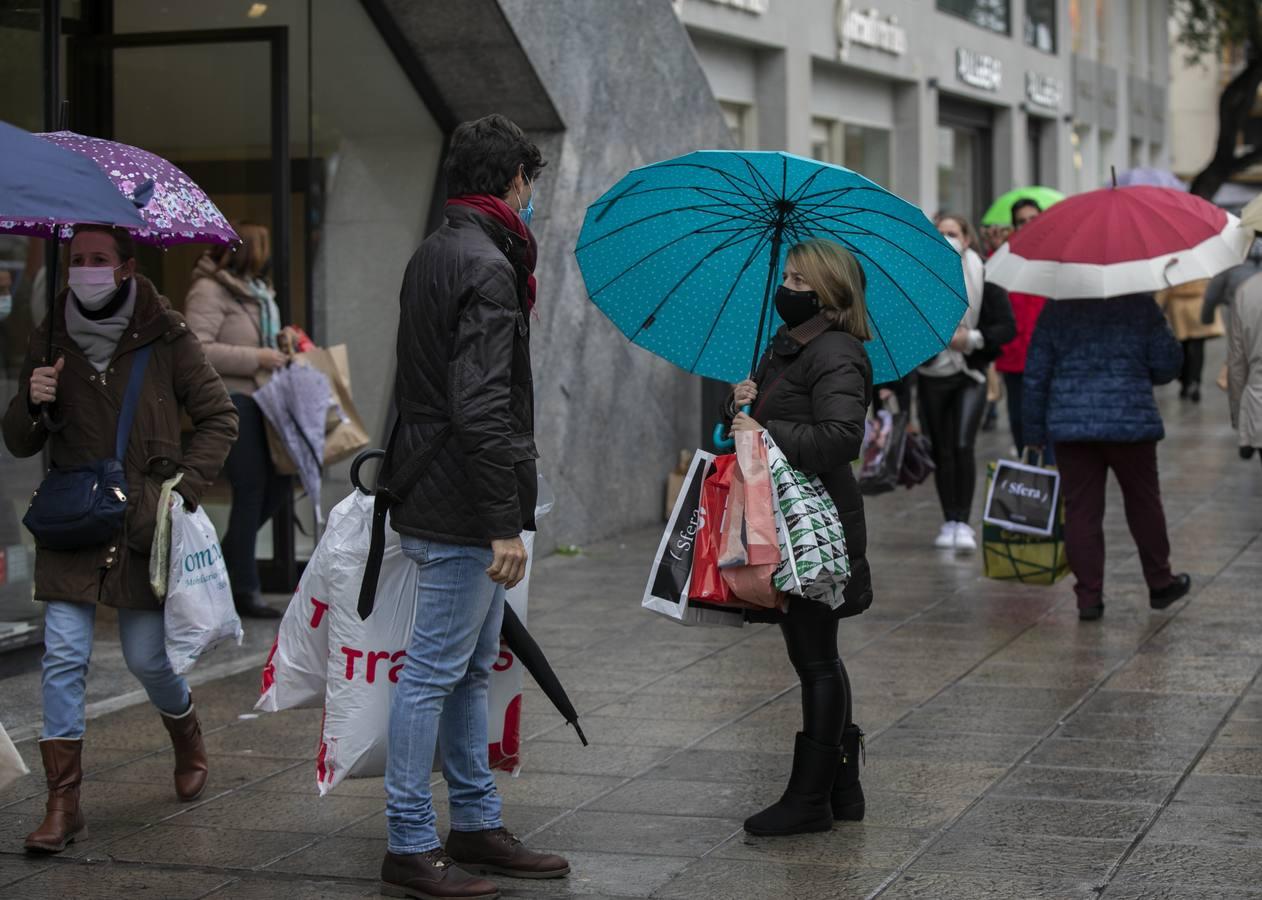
top-left (983, 459), bottom-right (1061, 537)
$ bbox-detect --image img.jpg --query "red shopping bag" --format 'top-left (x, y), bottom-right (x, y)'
top-left (690, 454), bottom-right (736, 604)
top-left (719, 431), bottom-right (783, 609)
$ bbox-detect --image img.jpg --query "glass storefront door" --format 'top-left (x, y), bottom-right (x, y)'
top-left (66, 27), bottom-right (300, 592)
top-left (937, 98), bottom-right (994, 229)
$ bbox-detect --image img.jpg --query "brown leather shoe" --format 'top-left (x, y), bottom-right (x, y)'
top-left (24, 739), bottom-right (87, 853)
top-left (445, 827), bottom-right (570, 880)
top-left (380, 849), bottom-right (500, 899)
top-left (160, 700), bottom-right (208, 801)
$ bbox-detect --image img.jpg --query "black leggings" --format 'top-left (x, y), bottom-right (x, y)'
top-left (918, 372), bottom-right (988, 523)
top-left (780, 598), bottom-right (851, 746)
top-left (1181, 338), bottom-right (1206, 389)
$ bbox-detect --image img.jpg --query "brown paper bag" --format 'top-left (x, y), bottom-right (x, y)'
top-left (264, 344), bottom-right (371, 475)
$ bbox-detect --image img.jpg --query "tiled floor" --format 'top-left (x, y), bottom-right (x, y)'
top-left (0, 378), bottom-right (1259, 898)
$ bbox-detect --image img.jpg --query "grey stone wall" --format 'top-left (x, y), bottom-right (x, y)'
top-left (496, 0), bottom-right (734, 551)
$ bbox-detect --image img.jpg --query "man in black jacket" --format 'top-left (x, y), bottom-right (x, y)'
top-left (381, 115), bottom-right (569, 900)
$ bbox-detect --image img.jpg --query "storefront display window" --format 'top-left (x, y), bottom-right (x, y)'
top-left (844, 124), bottom-right (891, 189)
top-left (1024, 0), bottom-right (1056, 53)
top-left (937, 0), bottom-right (1009, 36)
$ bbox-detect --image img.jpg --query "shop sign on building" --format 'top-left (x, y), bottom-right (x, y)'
top-left (837, 2), bottom-right (908, 57)
top-left (1025, 72), bottom-right (1063, 109)
top-left (956, 48), bottom-right (1001, 92)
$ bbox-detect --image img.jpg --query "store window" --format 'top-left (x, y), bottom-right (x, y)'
top-left (937, 125), bottom-right (978, 222)
top-left (845, 124), bottom-right (892, 189)
top-left (1129, 137), bottom-right (1145, 168)
top-left (811, 118), bottom-right (841, 165)
top-left (719, 100), bottom-right (756, 149)
top-left (1024, 0), bottom-right (1056, 53)
top-left (1027, 117), bottom-right (1045, 185)
top-left (937, 0), bottom-right (1009, 35)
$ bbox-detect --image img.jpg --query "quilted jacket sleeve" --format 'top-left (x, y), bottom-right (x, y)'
top-left (1145, 299), bottom-right (1183, 385)
top-left (184, 278), bottom-right (261, 378)
top-left (170, 324), bottom-right (239, 508)
top-left (447, 263), bottom-right (523, 541)
top-left (1022, 303), bottom-right (1056, 448)
top-left (764, 339), bottom-right (868, 474)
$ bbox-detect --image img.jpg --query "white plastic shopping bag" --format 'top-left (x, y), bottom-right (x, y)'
top-left (315, 483), bottom-right (553, 793)
top-left (257, 493), bottom-right (361, 712)
top-left (163, 501), bottom-right (243, 675)
top-left (315, 492), bottom-right (418, 795)
top-left (0, 720), bottom-right (29, 793)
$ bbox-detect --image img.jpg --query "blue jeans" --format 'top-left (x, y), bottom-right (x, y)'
top-left (42, 600), bottom-right (191, 739)
top-left (385, 537), bottom-right (506, 855)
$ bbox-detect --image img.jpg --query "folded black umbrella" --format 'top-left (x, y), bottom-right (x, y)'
top-left (502, 605), bottom-right (588, 747)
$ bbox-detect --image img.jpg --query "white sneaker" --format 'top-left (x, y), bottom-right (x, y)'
top-left (934, 522), bottom-right (957, 549)
top-left (954, 522), bottom-right (977, 552)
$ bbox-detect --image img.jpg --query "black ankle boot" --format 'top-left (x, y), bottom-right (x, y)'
top-left (743, 733), bottom-right (837, 837)
top-left (832, 724), bottom-right (865, 821)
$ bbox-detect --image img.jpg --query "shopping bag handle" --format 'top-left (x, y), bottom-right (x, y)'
top-left (712, 405), bottom-right (750, 452)
top-left (1021, 447), bottom-right (1046, 468)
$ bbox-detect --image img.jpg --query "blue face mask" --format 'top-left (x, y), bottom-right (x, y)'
top-left (517, 175), bottom-right (535, 227)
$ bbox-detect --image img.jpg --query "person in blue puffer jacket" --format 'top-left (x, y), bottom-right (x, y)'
top-left (1023, 293), bottom-right (1192, 621)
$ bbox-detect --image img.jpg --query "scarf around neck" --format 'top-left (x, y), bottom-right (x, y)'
top-left (446, 194), bottom-right (538, 312)
top-left (66, 278), bottom-right (137, 372)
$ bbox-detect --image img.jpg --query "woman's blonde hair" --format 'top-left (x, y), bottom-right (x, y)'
top-left (212, 222), bottom-right (271, 282)
top-left (785, 239), bottom-right (872, 341)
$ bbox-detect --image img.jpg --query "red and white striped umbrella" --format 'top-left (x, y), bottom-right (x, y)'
top-left (985, 185), bottom-right (1251, 299)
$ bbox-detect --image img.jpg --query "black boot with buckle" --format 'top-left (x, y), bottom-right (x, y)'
top-left (832, 724), bottom-right (866, 821)
top-left (743, 732), bottom-right (838, 836)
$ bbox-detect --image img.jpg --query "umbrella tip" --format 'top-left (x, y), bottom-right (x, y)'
top-left (1111, 165), bottom-right (1117, 189)
top-left (571, 721), bottom-right (589, 747)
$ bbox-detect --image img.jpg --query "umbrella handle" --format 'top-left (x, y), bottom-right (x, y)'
top-left (712, 405), bottom-right (750, 451)
top-left (350, 448), bottom-right (385, 496)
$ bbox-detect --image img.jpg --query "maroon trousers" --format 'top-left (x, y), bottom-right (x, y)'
top-left (1054, 441), bottom-right (1174, 609)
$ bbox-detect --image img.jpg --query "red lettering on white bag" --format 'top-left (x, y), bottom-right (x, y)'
top-left (388, 650), bottom-right (406, 683)
top-left (341, 646), bottom-right (363, 680)
top-left (493, 647), bottom-right (514, 672)
top-left (309, 597), bottom-right (329, 628)
top-left (366, 650), bottom-right (391, 684)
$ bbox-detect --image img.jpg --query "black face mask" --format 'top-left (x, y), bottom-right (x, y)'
top-left (774, 285), bottom-right (820, 327)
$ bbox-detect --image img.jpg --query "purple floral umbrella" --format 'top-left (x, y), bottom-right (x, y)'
top-left (8, 131), bottom-right (238, 247)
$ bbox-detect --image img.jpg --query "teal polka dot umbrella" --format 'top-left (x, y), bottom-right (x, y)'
top-left (576, 150), bottom-right (968, 385)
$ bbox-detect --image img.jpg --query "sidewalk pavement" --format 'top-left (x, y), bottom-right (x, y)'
top-left (0, 378), bottom-right (1260, 899)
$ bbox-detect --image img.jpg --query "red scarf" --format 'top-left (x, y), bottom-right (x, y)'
top-left (446, 194), bottom-right (538, 312)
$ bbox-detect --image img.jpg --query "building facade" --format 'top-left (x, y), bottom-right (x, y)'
top-left (675, 0), bottom-right (1171, 224)
top-left (0, 0), bottom-right (729, 642)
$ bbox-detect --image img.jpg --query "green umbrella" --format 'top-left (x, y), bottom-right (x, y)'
top-left (981, 186), bottom-right (1064, 227)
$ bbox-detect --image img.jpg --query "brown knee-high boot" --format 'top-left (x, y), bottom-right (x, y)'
top-left (160, 701), bottom-right (208, 801)
top-left (24, 739), bottom-right (87, 853)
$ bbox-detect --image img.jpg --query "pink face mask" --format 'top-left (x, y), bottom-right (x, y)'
top-left (68, 265), bottom-right (122, 310)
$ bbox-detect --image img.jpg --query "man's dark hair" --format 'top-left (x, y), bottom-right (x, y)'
top-left (1011, 198), bottom-right (1041, 226)
top-left (444, 114), bottom-right (546, 199)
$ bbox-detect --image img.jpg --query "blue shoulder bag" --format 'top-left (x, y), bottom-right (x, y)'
top-left (23, 344), bottom-right (154, 551)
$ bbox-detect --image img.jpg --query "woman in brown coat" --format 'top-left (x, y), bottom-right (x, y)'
top-left (184, 223), bottom-right (290, 619)
top-left (1156, 278), bottom-right (1224, 403)
top-left (3, 226), bottom-right (238, 853)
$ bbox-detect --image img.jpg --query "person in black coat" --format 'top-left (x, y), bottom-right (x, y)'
top-left (725, 238), bottom-right (874, 837)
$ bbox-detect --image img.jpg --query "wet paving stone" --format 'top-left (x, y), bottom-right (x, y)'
top-left (957, 795), bottom-right (1153, 840)
top-left (881, 872), bottom-right (1101, 899)
top-left (104, 822), bottom-right (315, 869)
top-left (1059, 711), bottom-right (1223, 744)
top-left (1174, 774), bottom-right (1262, 808)
top-left (585, 778), bottom-right (778, 820)
top-left (649, 856), bottom-right (888, 900)
top-left (164, 788), bottom-right (384, 835)
top-left (1102, 879), bottom-right (1262, 899)
top-left (263, 835), bottom-right (386, 880)
top-left (994, 765), bottom-right (1179, 805)
top-left (1026, 737), bottom-right (1202, 773)
top-left (711, 824), bottom-right (929, 870)
top-left (527, 810), bottom-right (740, 858)
top-left (1147, 801), bottom-right (1262, 847)
top-left (1194, 747), bottom-right (1262, 777)
top-left (202, 877), bottom-right (379, 899)
top-left (0, 860), bottom-right (231, 899)
top-left (1114, 841), bottom-right (1262, 892)
top-left (909, 828), bottom-right (1130, 881)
